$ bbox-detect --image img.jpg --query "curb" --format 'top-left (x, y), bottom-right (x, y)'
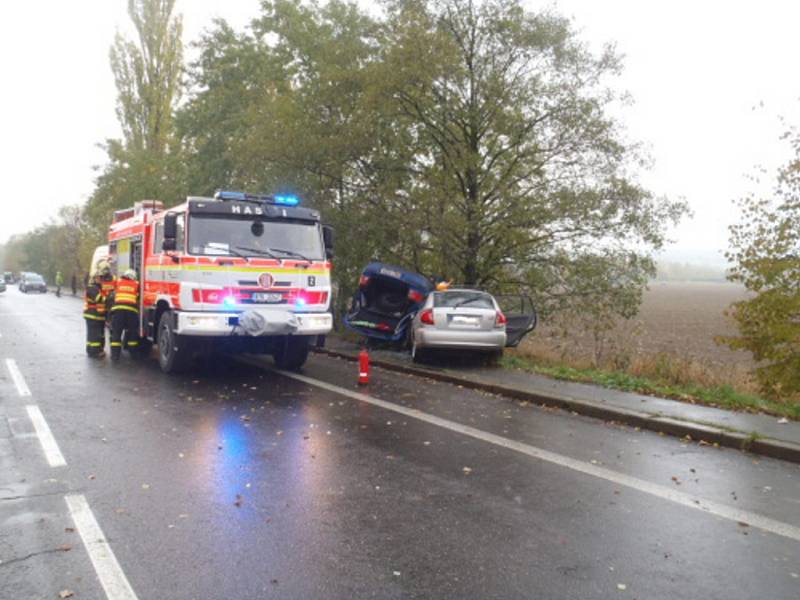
top-left (313, 347), bottom-right (800, 465)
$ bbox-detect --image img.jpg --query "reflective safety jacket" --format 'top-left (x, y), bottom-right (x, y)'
top-left (83, 282), bottom-right (105, 321)
top-left (111, 278), bottom-right (139, 313)
top-left (98, 276), bottom-right (116, 316)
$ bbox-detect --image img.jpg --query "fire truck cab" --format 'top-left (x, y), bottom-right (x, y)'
top-left (105, 191), bottom-right (334, 373)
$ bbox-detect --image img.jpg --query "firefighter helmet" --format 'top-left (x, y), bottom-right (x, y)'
top-left (122, 269), bottom-right (137, 280)
top-left (97, 260), bottom-right (111, 276)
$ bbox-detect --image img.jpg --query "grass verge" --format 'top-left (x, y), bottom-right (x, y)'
top-left (500, 354), bottom-right (800, 420)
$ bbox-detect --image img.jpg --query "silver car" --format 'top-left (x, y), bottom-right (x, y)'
top-left (410, 289), bottom-right (507, 361)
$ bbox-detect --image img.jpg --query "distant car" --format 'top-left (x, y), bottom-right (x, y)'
top-left (19, 273), bottom-right (47, 293)
top-left (3, 272), bottom-right (12, 284)
top-left (409, 288), bottom-right (509, 362)
top-left (0, 279), bottom-right (5, 293)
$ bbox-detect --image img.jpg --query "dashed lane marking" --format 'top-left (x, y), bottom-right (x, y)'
top-left (25, 405), bottom-right (67, 467)
top-left (65, 494), bottom-right (139, 600)
top-left (5, 358), bottom-right (31, 396)
top-left (274, 366), bottom-right (800, 543)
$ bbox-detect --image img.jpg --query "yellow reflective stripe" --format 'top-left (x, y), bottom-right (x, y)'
top-left (145, 265), bottom-right (329, 275)
top-left (126, 341), bottom-right (140, 346)
top-left (115, 294), bottom-right (137, 301)
top-left (84, 314), bottom-right (105, 321)
top-left (110, 342), bottom-right (122, 347)
top-left (86, 342), bottom-right (102, 347)
top-left (110, 305), bottom-right (139, 313)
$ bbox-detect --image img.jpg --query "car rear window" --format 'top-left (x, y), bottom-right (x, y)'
top-left (433, 291), bottom-right (494, 309)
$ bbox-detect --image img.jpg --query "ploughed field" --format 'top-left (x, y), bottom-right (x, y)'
top-left (519, 281), bottom-right (754, 388)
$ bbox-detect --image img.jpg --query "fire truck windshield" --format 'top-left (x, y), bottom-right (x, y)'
top-left (188, 215), bottom-right (324, 260)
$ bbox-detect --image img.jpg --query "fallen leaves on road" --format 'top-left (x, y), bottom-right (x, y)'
top-left (616, 583), bottom-right (627, 591)
top-left (59, 591), bottom-right (74, 599)
top-left (87, 474), bottom-right (96, 480)
top-left (59, 544), bottom-right (72, 552)
top-left (64, 527), bottom-right (75, 533)
top-left (777, 417), bottom-right (789, 424)
top-left (234, 494), bottom-right (243, 507)
top-left (141, 484), bottom-right (150, 490)
top-left (462, 467), bottom-right (472, 474)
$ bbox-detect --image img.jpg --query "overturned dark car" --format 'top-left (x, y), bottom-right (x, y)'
top-left (344, 262), bottom-right (434, 343)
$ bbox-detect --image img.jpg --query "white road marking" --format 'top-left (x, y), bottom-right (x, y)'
top-left (277, 368), bottom-right (800, 543)
top-left (25, 405), bottom-right (67, 467)
top-left (65, 494), bottom-right (139, 600)
top-left (6, 358), bottom-right (31, 396)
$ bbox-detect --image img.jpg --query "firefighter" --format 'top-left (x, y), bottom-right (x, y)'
top-left (109, 269), bottom-right (140, 361)
top-left (98, 262), bottom-right (116, 307)
top-left (83, 272), bottom-right (106, 357)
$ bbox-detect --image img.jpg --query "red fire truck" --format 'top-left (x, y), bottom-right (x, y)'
top-left (104, 191), bottom-right (334, 373)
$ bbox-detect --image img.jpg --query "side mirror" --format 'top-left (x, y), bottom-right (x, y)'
top-left (322, 225), bottom-right (334, 259)
top-left (163, 212), bottom-right (178, 241)
top-left (162, 238), bottom-right (177, 251)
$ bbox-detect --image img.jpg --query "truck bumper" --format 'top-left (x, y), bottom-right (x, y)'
top-left (175, 310), bottom-right (333, 337)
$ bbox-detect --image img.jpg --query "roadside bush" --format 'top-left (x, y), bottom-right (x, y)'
top-left (721, 123), bottom-right (800, 397)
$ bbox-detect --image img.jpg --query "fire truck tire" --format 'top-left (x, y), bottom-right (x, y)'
top-left (158, 312), bottom-right (191, 374)
top-left (273, 335), bottom-right (310, 371)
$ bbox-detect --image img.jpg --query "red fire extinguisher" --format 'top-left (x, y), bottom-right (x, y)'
top-left (358, 349), bottom-right (370, 385)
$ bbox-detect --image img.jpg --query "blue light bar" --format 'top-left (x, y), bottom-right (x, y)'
top-left (213, 190), bottom-right (301, 206)
top-left (214, 190), bottom-right (247, 201)
top-left (273, 194), bottom-right (300, 206)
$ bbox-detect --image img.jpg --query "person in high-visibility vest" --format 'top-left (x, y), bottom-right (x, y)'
top-left (109, 269), bottom-right (141, 361)
top-left (83, 272), bottom-right (106, 357)
top-left (98, 263), bottom-right (116, 314)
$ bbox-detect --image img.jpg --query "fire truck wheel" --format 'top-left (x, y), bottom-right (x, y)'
top-left (158, 312), bottom-right (191, 374)
top-left (273, 335), bottom-right (310, 371)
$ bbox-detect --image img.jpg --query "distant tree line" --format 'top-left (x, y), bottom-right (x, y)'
top-left (654, 261), bottom-right (727, 282)
top-left (2, 0), bottom-right (687, 332)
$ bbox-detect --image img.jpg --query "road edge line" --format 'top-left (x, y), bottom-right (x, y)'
top-left (312, 348), bottom-right (800, 464)
top-left (258, 360), bottom-right (800, 543)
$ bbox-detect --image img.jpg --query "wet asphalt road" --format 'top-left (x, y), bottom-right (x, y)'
top-left (0, 287), bottom-right (798, 600)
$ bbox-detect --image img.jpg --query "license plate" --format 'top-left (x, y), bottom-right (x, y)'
top-left (252, 292), bottom-right (283, 303)
top-left (450, 315), bottom-right (480, 327)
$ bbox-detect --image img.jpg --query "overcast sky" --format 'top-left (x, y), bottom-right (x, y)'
top-left (1, 0), bottom-right (798, 266)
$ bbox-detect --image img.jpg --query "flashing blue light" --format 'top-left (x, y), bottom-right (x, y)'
top-left (223, 295), bottom-right (237, 308)
top-left (273, 194), bottom-right (300, 206)
top-left (214, 190), bottom-right (247, 201)
top-left (295, 297), bottom-right (307, 308)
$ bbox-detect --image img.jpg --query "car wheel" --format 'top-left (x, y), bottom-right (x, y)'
top-left (273, 335), bottom-right (310, 370)
top-left (485, 350), bottom-right (503, 366)
top-left (157, 312), bottom-right (191, 374)
top-left (411, 339), bottom-right (427, 363)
